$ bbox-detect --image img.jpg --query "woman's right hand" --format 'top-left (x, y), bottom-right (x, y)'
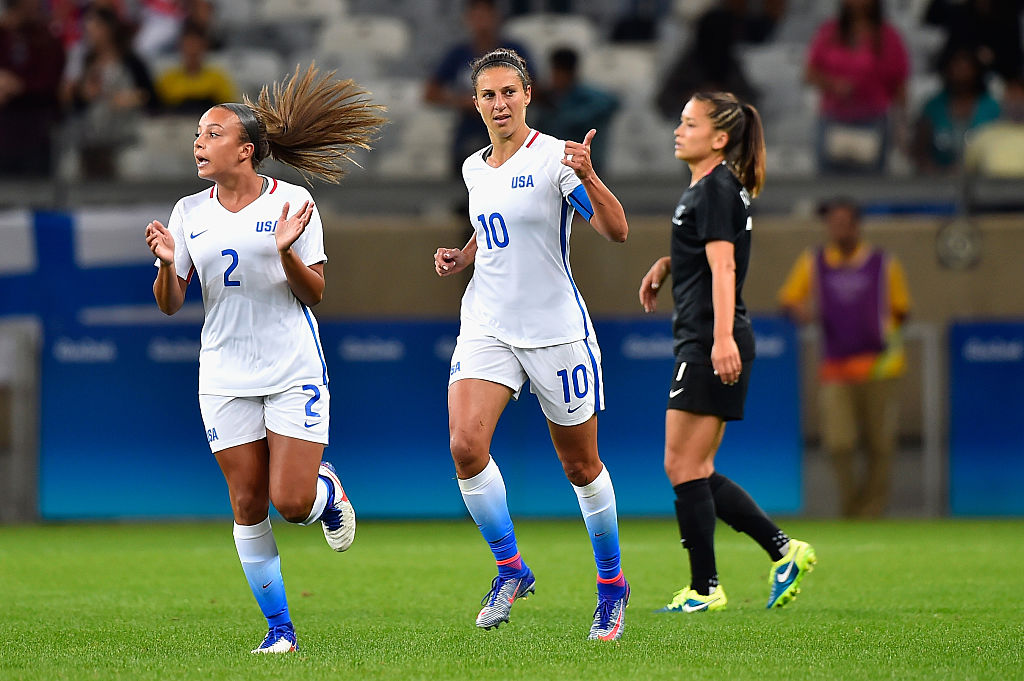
top-left (146, 220), bottom-right (175, 265)
top-left (639, 257), bottom-right (670, 313)
top-left (434, 247), bottom-right (469, 277)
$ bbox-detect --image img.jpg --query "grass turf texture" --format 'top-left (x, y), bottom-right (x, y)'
top-left (2, 519), bottom-right (1022, 681)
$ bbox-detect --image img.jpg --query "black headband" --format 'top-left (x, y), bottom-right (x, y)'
top-left (473, 59), bottom-right (528, 84)
top-left (219, 102), bottom-right (261, 149)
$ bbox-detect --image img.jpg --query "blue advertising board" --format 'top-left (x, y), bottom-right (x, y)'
top-left (37, 318), bottom-right (803, 519)
top-left (949, 321), bottom-right (1024, 515)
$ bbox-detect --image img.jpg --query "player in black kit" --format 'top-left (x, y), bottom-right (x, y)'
top-left (639, 92), bottom-right (816, 613)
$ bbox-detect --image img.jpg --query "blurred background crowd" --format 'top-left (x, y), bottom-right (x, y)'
top-left (3, 0), bottom-right (1023, 185)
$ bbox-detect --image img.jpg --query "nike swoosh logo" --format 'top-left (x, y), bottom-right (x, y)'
top-left (595, 531), bottom-right (606, 537)
top-left (669, 388), bottom-right (684, 398)
top-left (304, 421), bottom-right (317, 428)
top-left (682, 597), bottom-right (721, 613)
top-left (567, 404), bottom-right (584, 413)
top-left (261, 581), bottom-right (272, 589)
top-left (776, 561), bottom-right (796, 583)
top-left (672, 217), bottom-right (682, 225)
top-left (189, 229), bottom-right (208, 239)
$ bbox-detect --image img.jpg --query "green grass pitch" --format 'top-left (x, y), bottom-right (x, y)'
top-left (2, 518), bottom-right (1022, 681)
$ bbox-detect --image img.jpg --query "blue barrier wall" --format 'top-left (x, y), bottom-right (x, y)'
top-left (37, 318), bottom-right (803, 519)
top-left (5, 209), bottom-right (803, 519)
top-left (949, 321), bottom-right (1024, 515)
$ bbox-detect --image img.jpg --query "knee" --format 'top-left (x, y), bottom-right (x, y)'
top-left (664, 448), bottom-right (712, 484)
top-left (562, 458), bottom-right (601, 487)
top-left (449, 432), bottom-right (489, 475)
top-left (230, 488), bottom-right (270, 525)
top-left (272, 493), bottom-right (314, 524)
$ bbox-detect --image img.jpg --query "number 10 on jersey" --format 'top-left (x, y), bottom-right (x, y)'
top-left (476, 212), bottom-right (509, 249)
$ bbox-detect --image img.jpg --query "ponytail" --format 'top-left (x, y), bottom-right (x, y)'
top-left (219, 63), bottom-right (387, 183)
top-left (692, 92), bottom-right (766, 197)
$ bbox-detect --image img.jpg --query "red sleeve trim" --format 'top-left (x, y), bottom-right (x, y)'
top-left (525, 130), bottom-right (540, 148)
top-left (186, 265), bottom-right (195, 283)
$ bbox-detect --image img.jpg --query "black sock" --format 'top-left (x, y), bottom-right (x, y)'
top-left (673, 478), bottom-right (718, 595)
top-left (709, 472), bottom-right (789, 561)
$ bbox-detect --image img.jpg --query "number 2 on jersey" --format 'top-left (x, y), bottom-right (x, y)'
top-left (476, 212), bottom-right (509, 249)
top-left (221, 249), bottom-right (241, 287)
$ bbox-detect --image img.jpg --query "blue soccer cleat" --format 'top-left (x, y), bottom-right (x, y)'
top-left (588, 581), bottom-right (630, 641)
top-left (475, 567), bottom-right (536, 629)
top-left (318, 461), bottom-right (356, 552)
top-left (766, 539), bottom-right (816, 609)
top-left (251, 622), bottom-right (298, 653)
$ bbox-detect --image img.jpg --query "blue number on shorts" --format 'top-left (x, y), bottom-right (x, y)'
top-left (556, 364), bottom-right (589, 403)
top-left (302, 384), bottom-right (321, 417)
top-left (221, 249), bottom-right (241, 287)
top-left (476, 212), bottom-right (509, 249)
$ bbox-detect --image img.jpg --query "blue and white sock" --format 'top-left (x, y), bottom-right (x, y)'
top-left (572, 465), bottom-right (626, 598)
top-left (298, 476), bottom-right (330, 526)
top-left (458, 457), bottom-right (523, 576)
top-left (233, 517), bottom-right (291, 627)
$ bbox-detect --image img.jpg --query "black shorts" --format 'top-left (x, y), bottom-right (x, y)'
top-left (666, 359), bottom-right (751, 421)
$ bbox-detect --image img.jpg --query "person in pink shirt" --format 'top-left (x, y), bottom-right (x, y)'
top-left (805, 0), bottom-right (909, 173)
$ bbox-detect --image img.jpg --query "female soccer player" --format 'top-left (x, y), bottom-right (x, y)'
top-left (638, 92), bottom-right (816, 613)
top-left (145, 65), bottom-right (385, 653)
top-left (432, 48), bottom-right (630, 640)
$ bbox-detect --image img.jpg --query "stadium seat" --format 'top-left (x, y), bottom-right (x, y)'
top-left (315, 15), bottom-right (411, 81)
top-left (118, 116), bottom-right (200, 180)
top-left (581, 45), bottom-right (657, 99)
top-left (209, 48), bottom-right (287, 98)
top-left (504, 13), bottom-right (598, 79)
top-left (258, 0), bottom-right (347, 23)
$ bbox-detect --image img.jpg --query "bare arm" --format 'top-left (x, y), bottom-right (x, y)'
top-left (706, 240), bottom-right (741, 385)
top-left (275, 201), bottom-right (326, 306)
top-left (639, 256), bottom-right (671, 313)
top-left (146, 219), bottom-right (188, 315)
top-left (434, 233), bottom-right (478, 277)
top-left (563, 129), bottom-right (629, 243)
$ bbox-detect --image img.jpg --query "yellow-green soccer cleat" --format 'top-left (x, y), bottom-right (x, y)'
top-left (654, 584), bottom-right (727, 613)
top-left (766, 539), bottom-right (816, 609)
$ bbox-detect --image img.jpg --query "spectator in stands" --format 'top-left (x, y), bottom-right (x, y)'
top-left (924, 0), bottom-right (1023, 81)
top-left (654, 0), bottom-right (784, 121)
top-left (133, 0), bottom-right (185, 59)
top-left (805, 0), bottom-right (909, 174)
top-left (911, 46), bottom-right (1000, 174)
top-left (155, 22), bottom-right (235, 115)
top-left (609, 0), bottom-right (671, 42)
top-left (778, 197), bottom-right (911, 518)
top-left (0, 0), bottom-right (66, 178)
top-left (530, 46), bottom-right (618, 171)
top-left (424, 0), bottom-right (531, 177)
top-left (62, 5), bottom-right (157, 178)
top-left (964, 75), bottom-right (1024, 178)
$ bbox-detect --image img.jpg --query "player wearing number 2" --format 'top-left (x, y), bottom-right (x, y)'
top-left (639, 92), bottom-right (815, 615)
top-left (432, 48), bottom-right (631, 640)
top-left (145, 64), bottom-right (385, 653)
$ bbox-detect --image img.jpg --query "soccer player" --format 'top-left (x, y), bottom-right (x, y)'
top-left (432, 48), bottom-right (631, 640)
top-left (144, 65), bottom-right (385, 653)
top-left (638, 92), bottom-right (816, 613)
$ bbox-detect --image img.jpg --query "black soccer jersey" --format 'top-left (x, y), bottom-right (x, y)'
top-left (669, 162), bottom-right (756, 363)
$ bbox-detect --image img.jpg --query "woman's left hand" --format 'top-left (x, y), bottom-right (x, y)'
top-left (710, 336), bottom-right (742, 385)
top-left (562, 128), bottom-right (597, 180)
top-left (275, 200), bottom-right (314, 254)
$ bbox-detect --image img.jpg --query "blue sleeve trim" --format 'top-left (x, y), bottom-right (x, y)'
top-left (567, 185), bottom-right (594, 222)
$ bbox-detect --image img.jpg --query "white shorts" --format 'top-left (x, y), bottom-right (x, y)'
top-left (448, 332), bottom-right (604, 427)
top-left (198, 383), bottom-right (330, 453)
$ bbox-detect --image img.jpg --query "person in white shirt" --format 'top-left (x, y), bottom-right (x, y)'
top-left (432, 48), bottom-right (631, 641)
top-left (144, 64), bottom-right (385, 655)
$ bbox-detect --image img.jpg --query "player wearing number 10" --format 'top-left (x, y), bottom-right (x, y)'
top-left (433, 48), bottom-right (631, 641)
top-left (145, 64), bottom-right (385, 653)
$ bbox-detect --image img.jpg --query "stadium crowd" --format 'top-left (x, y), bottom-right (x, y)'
top-left (2, 0), bottom-right (1023, 183)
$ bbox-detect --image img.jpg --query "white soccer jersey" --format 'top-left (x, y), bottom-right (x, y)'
top-left (460, 129), bottom-right (595, 348)
top-left (163, 176), bottom-right (329, 396)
